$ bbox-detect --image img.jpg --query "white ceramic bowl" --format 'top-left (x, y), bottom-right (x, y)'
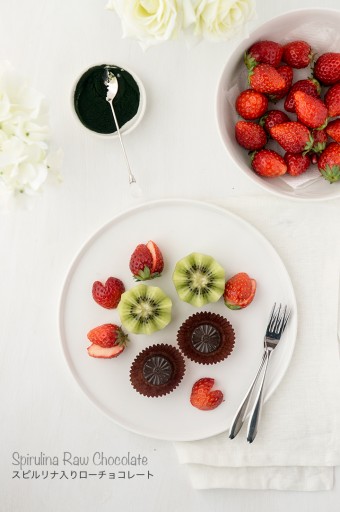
top-left (216, 8), bottom-right (340, 201)
top-left (71, 63), bottom-right (146, 138)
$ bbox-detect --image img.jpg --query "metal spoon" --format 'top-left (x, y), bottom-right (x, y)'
top-left (103, 68), bottom-right (141, 196)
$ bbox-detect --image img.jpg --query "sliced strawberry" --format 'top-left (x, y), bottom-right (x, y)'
top-left (190, 378), bottom-right (223, 411)
top-left (146, 240), bottom-right (164, 274)
top-left (92, 277), bottom-right (125, 309)
top-left (87, 343), bottom-right (125, 359)
top-left (224, 272), bottom-right (256, 310)
top-left (87, 324), bottom-right (129, 348)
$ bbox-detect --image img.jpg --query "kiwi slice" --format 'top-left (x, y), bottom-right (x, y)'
top-left (118, 284), bottom-right (172, 335)
top-left (172, 252), bottom-right (225, 307)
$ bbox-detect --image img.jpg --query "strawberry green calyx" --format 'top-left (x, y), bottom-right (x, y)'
top-left (302, 134), bottom-right (315, 155)
top-left (320, 165), bottom-right (340, 183)
top-left (317, 118), bottom-right (328, 131)
top-left (133, 266), bottom-right (161, 282)
top-left (116, 327), bottom-right (130, 347)
top-left (244, 52), bottom-right (258, 72)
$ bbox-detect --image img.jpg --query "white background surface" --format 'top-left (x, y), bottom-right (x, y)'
top-left (1, 1), bottom-right (340, 511)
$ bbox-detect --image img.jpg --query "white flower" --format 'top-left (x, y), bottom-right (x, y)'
top-left (0, 62), bottom-right (62, 210)
top-left (189, 0), bottom-right (256, 42)
top-left (106, 0), bottom-right (182, 49)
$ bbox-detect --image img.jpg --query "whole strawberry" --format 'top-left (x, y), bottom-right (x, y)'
top-left (324, 83), bottom-right (340, 118)
top-left (314, 52), bottom-right (340, 85)
top-left (245, 40), bottom-right (283, 69)
top-left (249, 64), bottom-right (286, 95)
top-left (284, 152), bottom-right (311, 176)
top-left (235, 121), bottom-right (267, 150)
top-left (129, 240), bottom-right (164, 281)
top-left (310, 129), bottom-right (328, 154)
top-left (270, 122), bottom-right (312, 153)
top-left (318, 143), bottom-right (340, 183)
top-left (282, 40), bottom-right (312, 68)
top-left (87, 323), bottom-right (129, 349)
top-left (190, 378), bottom-right (223, 411)
top-left (235, 89), bottom-right (268, 120)
top-left (223, 272), bottom-right (256, 309)
top-left (260, 109), bottom-right (289, 135)
top-left (92, 277), bottom-right (125, 309)
top-left (284, 78), bottom-right (320, 113)
top-left (270, 65), bottom-right (293, 101)
top-left (326, 119), bottom-right (340, 143)
top-left (293, 90), bottom-right (328, 129)
top-left (251, 149), bottom-right (287, 177)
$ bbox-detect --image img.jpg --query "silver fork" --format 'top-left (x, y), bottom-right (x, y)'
top-left (229, 303), bottom-right (291, 442)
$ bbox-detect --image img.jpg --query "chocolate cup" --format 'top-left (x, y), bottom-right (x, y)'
top-left (130, 343), bottom-right (186, 397)
top-left (177, 312), bottom-right (235, 365)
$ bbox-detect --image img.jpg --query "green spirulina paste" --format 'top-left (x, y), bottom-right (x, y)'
top-left (74, 65), bottom-right (140, 134)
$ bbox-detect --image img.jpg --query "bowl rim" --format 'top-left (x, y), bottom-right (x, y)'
top-left (215, 7), bottom-right (340, 202)
top-left (71, 62), bottom-right (146, 139)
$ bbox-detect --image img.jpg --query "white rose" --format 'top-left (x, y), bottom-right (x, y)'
top-left (106, 0), bottom-right (182, 49)
top-left (191, 0), bottom-right (256, 42)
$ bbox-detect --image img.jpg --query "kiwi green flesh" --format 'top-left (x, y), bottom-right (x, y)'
top-left (172, 252), bottom-right (225, 307)
top-left (118, 284), bottom-right (172, 334)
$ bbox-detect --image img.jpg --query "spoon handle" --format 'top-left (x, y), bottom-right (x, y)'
top-left (108, 100), bottom-right (136, 185)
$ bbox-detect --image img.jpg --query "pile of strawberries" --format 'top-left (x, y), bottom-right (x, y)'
top-left (234, 39), bottom-right (340, 181)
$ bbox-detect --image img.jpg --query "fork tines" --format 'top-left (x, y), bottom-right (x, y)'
top-left (266, 303), bottom-right (291, 338)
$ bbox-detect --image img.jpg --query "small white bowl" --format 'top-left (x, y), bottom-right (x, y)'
top-left (71, 63), bottom-right (146, 138)
top-left (216, 8), bottom-right (340, 201)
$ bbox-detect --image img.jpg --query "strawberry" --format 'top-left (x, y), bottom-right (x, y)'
top-left (245, 40), bottom-right (283, 69)
top-left (326, 119), bottom-right (340, 143)
top-left (87, 344), bottom-right (125, 359)
top-left (235, 121), bottom-right (267, 150)
top-left (190, 378), bottom-right (223, 411)
top-left (282, 40), bottom-right (312, 68)
top-left (270, 122), bottom-right (312, 153)
top-left (251, 149), bottom-right (287, 177)
top-left (223, 272), bottom-right (256, 310)
top-left (235, 89), bottom-right (268, 120)
top-left (318, 143), bottom-right (340, 183)
top-left (324, 83), bottom-right (340, 118)
top-left (284, 78), bottom-right (320, 113)
top-left (310, 129), bottom-right (328, 154)
top-left (92, 277), bottom-right (125, 309)
top-left (260, 109), bottom-right (289, 135)
top-left (87, 324), bottom-right (129, 348)
top-left (293, 91), bottom-right (328, 129)
top-left (284, 152), bottom-right (311, 176)
top-left (313, 52), bottom-right (340, 85)
top-left (129, 240), bottom-right (164, 281)
top-left (270, 65), bottom-right (293, 101)
top-left (249, 64), bottom-right (286, 95)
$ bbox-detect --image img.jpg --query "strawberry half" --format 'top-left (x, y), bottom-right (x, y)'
top-left (92, 277), bottom-right (125, 309)
top-left (87, 323), bottom-right (129, 348)
top-left (129, 240), bottom-right (164, 281)
top-left (87, 343), bottom-right (125, 359)
top-left (190, 378), bottom-right (223, 411)
top-left (223, 272), bottom-right (256, 310)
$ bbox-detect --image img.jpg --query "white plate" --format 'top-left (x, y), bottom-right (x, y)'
top-left (59, 199), bottom-right (297, 441)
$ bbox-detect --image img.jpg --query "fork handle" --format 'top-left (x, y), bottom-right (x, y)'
top-left (229, 350), bottom-right (268, 439)
top-left (246, 348), bottom-right (272, 443)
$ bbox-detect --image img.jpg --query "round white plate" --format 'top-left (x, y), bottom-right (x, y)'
top-left (59, 199), bottom-right (297, 441)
